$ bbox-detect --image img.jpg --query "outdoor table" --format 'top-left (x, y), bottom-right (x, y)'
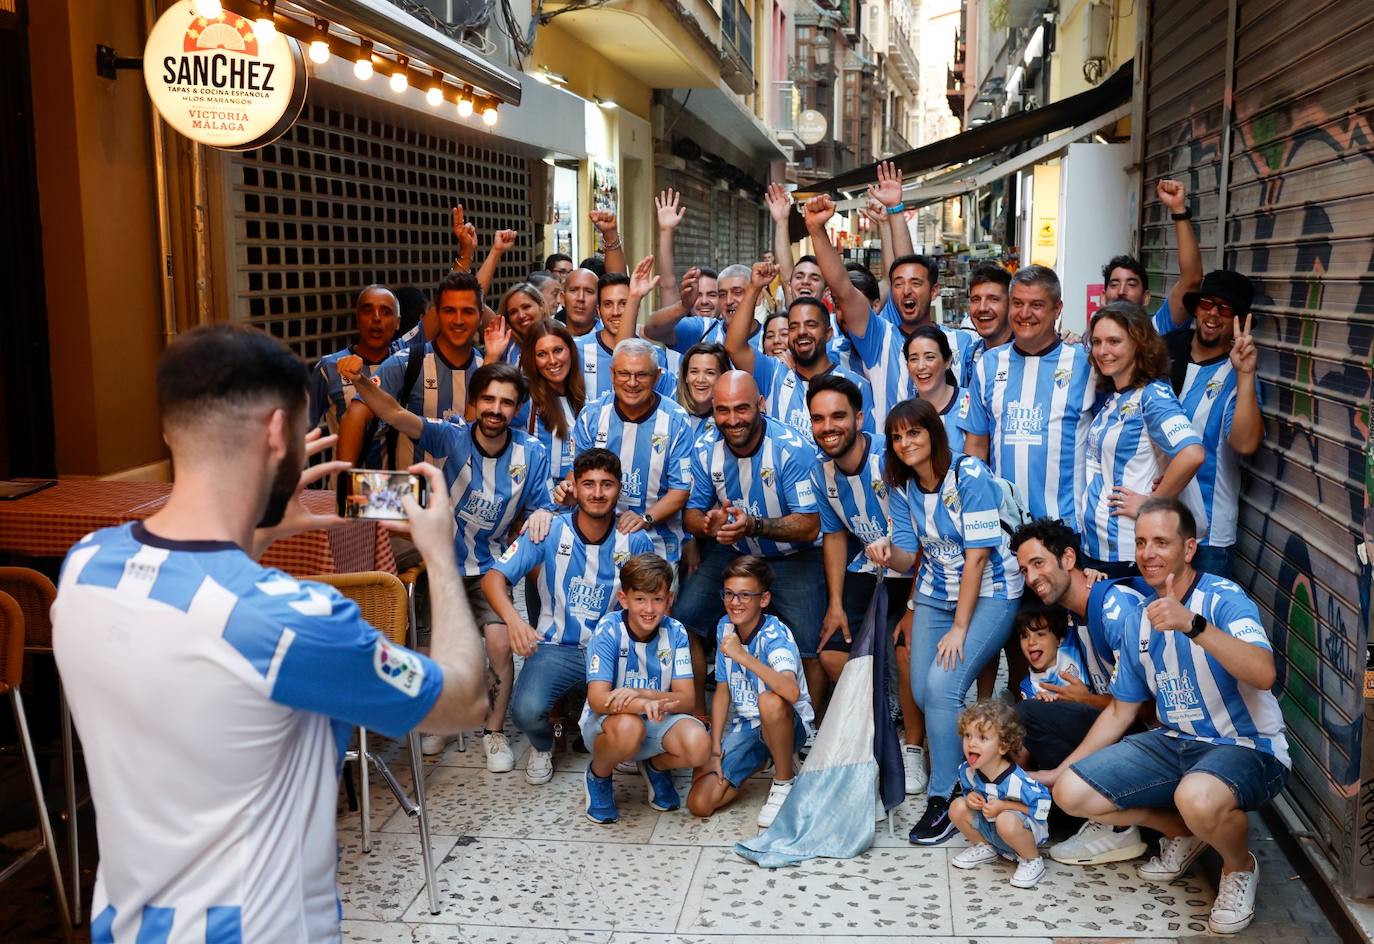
top-left (0, 479), bottom-right (395, 576)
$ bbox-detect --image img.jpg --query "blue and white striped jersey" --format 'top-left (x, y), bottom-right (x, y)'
top-left (666, 314), bottom-right (727, 353)
top-left (715, 614), bottom-right (815, 735)
top-left (580, 612), bottom-right (693, 729)
top-left (572, 392), bottom-right (694, 562)
top-left (1067, 578), bottom-right (1151, 694)
top-left (53, 523), bottom-right (442, 944)
top-left (1174, 353), bottom-right (1258, 548)
top-left (684, 411), bottom-right (716, 442)
top-left (574, 331), bottom-right (678, 402)
top-left (1110, 573), bottom-right (1289, 766)
top-left (1079, 380), bottom-right (1203, 562)
top-left (492, 513), bottom-right (654, 647)
top-left (1019, 633), bottom-right (1091, 700)
top-left (372, 342), bottom-right (483, 469)
top-left (527, 397), bottom-right (579, 498)
top-left (958, 339), bottom-right (1097, 529)
top-left (888, 454), bottom-right (1024, 602)
top-left (812, 433), bottom-right (906, 577)
top-left (310, 346), bottom-right (385, 466)
top-left (1152, 298), bottom-right (1182, 336)
top-left (753, 352), bottom-right (876, 444)
top-left (416, 418), bottom-right (554, 577)
top-left (957, 760), bottom-right (1052, 824)
top-left (687, 415), bottom-right (821, 557)
top-left (847, 309), bottom-right (971, 417)
top-left (937, 387), bottom-right (965, 454)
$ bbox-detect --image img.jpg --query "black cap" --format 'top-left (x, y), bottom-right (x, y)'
top-left (1183, 270), bottom-right (1254, 319)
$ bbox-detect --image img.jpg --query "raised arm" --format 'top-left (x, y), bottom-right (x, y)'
top-left (451, 203), bottom-right (477, 273)
top-left (803, 194), bottom-right (872, 335)
top-left (642, 267), bottom-right (700, 345)
top-left (476, 229), bottom-right (517, 296)
top-left (765, 182), bottom-right (796, 301)
top-left (339, 359), bottom-right (424, 442)
top-left (1228, 313), bottom-right (1264, 455)
top-left (655, 190), bottom-right (686, 307)
top-left (872, 160), bottom-right (914, 258)
top-left (1158, 179), bottom-right (1202, 326)
top-left (612, 255), bottom-right (661, 348)
top-left (590, 210), bottom-right (627, 275)
top-left (724, 262), bottom-right (775, 372)
top-left (863, 197), bottom-right (895, 301)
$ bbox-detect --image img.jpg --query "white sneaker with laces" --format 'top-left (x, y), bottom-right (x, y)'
top-left (1011, 855), bottom-right (1047, 888)
top-left (420, 734), bottom-right (450, 757)
top-left (483, 731), bottom-right (515, 773)
top-left (615, 760), bottom-right (639, 774)
top-left (525, 747), bottom-right (554, 785)
top-left (902, 744), bottom-right (928, 796)
top-left (951, 843), bottom-right (1002, 870)
top-left (1049, 821), bottom-right (1147, 865)
top-left (756, 779), bottom-right (794, 828)
top-left (1136, 834), bottom-right (1205, 882)
top-left (1209, 854), bottom-right (1259, 934)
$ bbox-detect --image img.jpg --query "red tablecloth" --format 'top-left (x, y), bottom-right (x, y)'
top-left (0, 480), bottom-right (395, 577)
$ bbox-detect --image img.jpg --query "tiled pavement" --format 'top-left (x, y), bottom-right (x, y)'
top-left (334, 728), bottom-right (1341, 944)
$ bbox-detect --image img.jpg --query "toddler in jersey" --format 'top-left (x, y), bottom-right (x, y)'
top-left (1015, 601), bottom-right (1091, 701)
top-left (947, 700), bottom-right (1053, 888)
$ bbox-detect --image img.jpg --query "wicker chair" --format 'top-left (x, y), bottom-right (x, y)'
top-left (310, 570), bottom-right (440, 914)
top-left (0, 590), bottom-right (74, 941)
top-left (0, 567), bottom-right (80, 925)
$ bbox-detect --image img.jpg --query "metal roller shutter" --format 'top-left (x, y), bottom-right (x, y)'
top-left (1224, 0), bottom-right (1374, 894)
top-left (225, 91), bottom-right (533, 364)
top-left (662, 167), bottom-right (714, 273)
top-left (736, 198), bottom-right (761, 266)
top-left (714, 186), bottom-right (735, 268)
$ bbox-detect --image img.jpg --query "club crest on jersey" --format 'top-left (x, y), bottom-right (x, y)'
top-left (1119, 401), bottom-right (1139, 417)
top-left (509, 463), bottom-right (526, 484)
top-left (872, 479), bottom-right (887, 499)
top-left (651, 432), bottom-right (667, 453)
top-left (1053, 367), bottom-right (1072, 388)
top-left (1205, 377), bottom-right (1225, 398)
top-left (760, 467), bottom-right (776, 487)
top-left (941, 486), bottom-right (960, 512)
top-left (613, 549), bottom-right (630, 566)
top-left (657, 645), bottom-right (671, 663)
top-left (374, 639), bottom-right (425, 697)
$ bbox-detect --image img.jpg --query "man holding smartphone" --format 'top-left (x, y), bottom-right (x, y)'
top-left (51, 325), bottom-right (488, 944)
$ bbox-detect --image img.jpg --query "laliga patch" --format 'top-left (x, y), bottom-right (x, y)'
top-left (589, 652), bottom-right (601, 674)
top-left (499, 541), bottom-right (520, 563)
top-left (374, 638), bottom-right (425, 697)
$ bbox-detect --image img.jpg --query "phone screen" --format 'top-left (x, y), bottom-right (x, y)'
top-left (336, 469), bottom-right (428, 521)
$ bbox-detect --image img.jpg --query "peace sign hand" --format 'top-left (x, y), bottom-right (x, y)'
top-left (1230, 312), bottom-right (1257, 377)
top-left (1144, 572), bottom-right (1195, 633)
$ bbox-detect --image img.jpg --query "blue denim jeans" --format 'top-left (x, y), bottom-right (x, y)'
top-left (1191, 544), bottom-right (1234, 581)
top-left (910, 593), bottom-right (1020, 799)
top-left (510, 643), bottom-right (587, 752)
top-left (673, 544), bottom-right (827, 657)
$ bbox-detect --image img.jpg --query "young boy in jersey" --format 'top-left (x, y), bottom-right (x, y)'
top-left (1015, 602), bottom-right (1090, 702)
top-left (948, 700), bottom-right (1053, 888)
top-left (581, 553), bottom-right (712, 823)
top-left (685, 556), bottom-right (815, 829)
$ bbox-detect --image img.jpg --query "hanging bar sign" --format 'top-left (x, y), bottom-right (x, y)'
top-left (143, 0), bottom-right (306, 150)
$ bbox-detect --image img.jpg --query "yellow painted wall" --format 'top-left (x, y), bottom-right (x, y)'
top-left (1048, 0), bottom-right (1137, 104)
top-left (533, 23), bottom-right (656, 119)
top-left (1030, 161), bottom-right (1060, 268)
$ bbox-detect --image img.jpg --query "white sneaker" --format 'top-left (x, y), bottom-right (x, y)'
top-left (902, 744), bottom-right (928, 796)
top-left (1209, 854), bottom-right (1259, 934)
top-left (1011, 855), bottom-right (1047, 888)
top-left (1049, 821), bottom-right (1147, 865)
top-left (1136, 834), bottom-right (1205, 882)
top-left (483, 732), bottom-right (515, 773)
top-left (951, 843), bottom-right (1002, 870)
top-left (756, 779), bottom-right (794, 828)
top-left (420, 734), bottom-right (450, 757)
top-left (525, 747), bottom-right (554, 785)
top-left (615, 760), bottom-right (639, 774)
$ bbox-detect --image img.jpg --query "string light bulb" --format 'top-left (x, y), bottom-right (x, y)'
top-left (308, 39), bottom-right (330, 64)
top-left (193, 0), bottom-right (223, 18)
top-left (252, 1), bottom-right (276, 41)
top-left (456, 95), bottom-right (474, 118)
top-left (353, 41), bottom-right (374, 80)
top-left (426, 71), bottom-right (444, 106)
top-left (481, 103), bottom-right (498, 126)
top-left (389, 61), bottom-right (409, 93)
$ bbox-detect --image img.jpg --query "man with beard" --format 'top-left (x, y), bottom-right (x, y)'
top-left (567, 339), bottom-right (694, 565)
top-left (575, 265), bottom-right (677, 401)
top-left (1099, 180), bottom-right (1202, 336)
top-left (675, 372), bottom-right (823, 715)
top-left (1009, 518), bottom-right (1151, 865)
top-left (343, 362), bottom-right (557, 770)
top-left (337, 270), bottom-right (484, 470)
top-left (483, 449), bottom-right (654, 785)
top-left (962, 264), bottom-right (1013, 375)
top-left (1162, 271), bottom-right (1262, 579)
top-left (309, 285), bottom-right (399, 455)
top-left (727, 262), bottom-right (875, 444)
top-left (51, 325), bottom-right (488, 943)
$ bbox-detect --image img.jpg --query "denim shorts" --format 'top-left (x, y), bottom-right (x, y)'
top-left (969, 808), bottom-right (1049, 856)
top-left (579, 712), bottom-right (704, 763)
top-left (720, 713), bottom-right (807, 788)
top-left (1071, 727), bottom-right (1289, 813)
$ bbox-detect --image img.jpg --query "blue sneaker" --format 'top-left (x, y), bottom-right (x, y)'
top-left (640, 760), bottom-right (681, 811)
top-left (584, 769), bottom-right (619, 824)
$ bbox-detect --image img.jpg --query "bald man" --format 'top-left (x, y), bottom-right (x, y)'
top-left (309, 284), bottom-right (400, 464)
top-left (675, 372), bottom-right (825, 714)
top-left (560, 268), bottom-right (601, 338)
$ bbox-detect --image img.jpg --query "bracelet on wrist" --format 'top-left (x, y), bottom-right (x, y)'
top-left (602, 237), bottom-right (623, 251)
top-left (1171, 209), bottom-right (1192, 221)
top-left (885, 202), bottom-right (907, 215)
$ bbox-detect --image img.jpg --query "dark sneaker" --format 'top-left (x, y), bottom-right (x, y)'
top-left (584, 768), bottom-right (619, 824)
top-left (908, 795), bottom-right (956, 845)
top-left (640, 760), bottom-right (681, 812)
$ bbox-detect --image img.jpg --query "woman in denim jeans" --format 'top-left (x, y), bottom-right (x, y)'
top-left (865, 398), bottom-right (1023, 845)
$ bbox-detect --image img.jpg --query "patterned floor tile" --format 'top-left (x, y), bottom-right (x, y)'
top-left (344, 919), bottom-right (612, 943)
top-left (648, 778), bottom-right (772, 846)
top-left (948, 856), bottom-right (1213, 937)
top-left (677, 845), bottom-right (952, 935)
top-left (338, 829), bottom-right (458, 922)
top-left (400, 837), bottom-right (702, 932)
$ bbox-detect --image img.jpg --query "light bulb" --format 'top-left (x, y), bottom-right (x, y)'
top-left (354, 56), bottom-right (373, 80)
top-left (253, 17), bottom-right (276, 41)
top-left (481, 105), bottom-right (498, 126)
top-left (457, 97), bottom-right (474, 118)
top-left (308, 40), bottom-right (330, 64)
top-left (389, 70), bottom-right (408, 93)
top-left (193, 0), bottom-right (223, 18)
top-left (426, 86), bottom-right (443, 106)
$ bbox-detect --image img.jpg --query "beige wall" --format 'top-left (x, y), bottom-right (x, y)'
top-left (30, 0), bottom-right (166, 476)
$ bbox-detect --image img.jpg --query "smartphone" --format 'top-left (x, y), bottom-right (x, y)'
top-left (336, 469), bottom-right (428, 521)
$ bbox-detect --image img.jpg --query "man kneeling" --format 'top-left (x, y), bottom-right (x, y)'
top-left (582, 553), bottom-right (710, 823)
top-left (686, 555), bottom-right (815, 828)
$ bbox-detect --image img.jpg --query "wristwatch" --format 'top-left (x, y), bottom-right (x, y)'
top-left (1171, 209), bottom-right (1193, 221)
top-left (642, 511), bottom-right (655, 526)
top-left (1185, 613), bottom-right (1207, 639)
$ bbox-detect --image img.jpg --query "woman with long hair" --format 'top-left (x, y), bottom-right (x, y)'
top-left (485, 282), bottom-right (548, 367)
top-left (865, 398), bottom-right (1023, 846)
top-left (519, 319), bottom-right (587, 496)
top-left (903, 324), bottom-right (963, 452)
top-left (1079, 301), bottom-right (1204, 576)
top-left (677, 341), bottom-right (729, 438)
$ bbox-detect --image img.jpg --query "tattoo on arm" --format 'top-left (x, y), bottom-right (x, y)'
top-left (757, 513), bottom-right (817, 542)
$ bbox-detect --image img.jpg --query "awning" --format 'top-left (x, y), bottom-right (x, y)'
top-left (802, 58), bottom-right (1133, 196)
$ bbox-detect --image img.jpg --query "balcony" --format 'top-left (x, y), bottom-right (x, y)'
top-left (882, 125), bottom-right (912, 156)
top-left (772, 81), bottom-right (805, 152)
top-left (720, 0), bottom-right (755, 94)
top-left (887, 15), bottom-right (918, 87)
top-left (946, 34), bottom-right (965, 119)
